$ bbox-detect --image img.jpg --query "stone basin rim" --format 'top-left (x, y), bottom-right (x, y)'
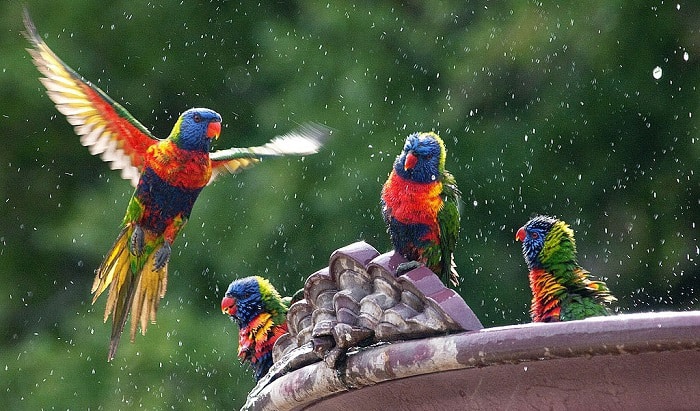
top-left (243, 311), bottom-right (700, 411)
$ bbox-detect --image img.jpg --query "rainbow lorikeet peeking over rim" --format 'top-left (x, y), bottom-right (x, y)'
top-left (23, 10), bottom-right (329, 361)
top-left (381, 132), bottom-right (461, 287)
top-left (221, 276), bottom-right (296, 381)
top-left (516, 215), bottom-right (617, 322)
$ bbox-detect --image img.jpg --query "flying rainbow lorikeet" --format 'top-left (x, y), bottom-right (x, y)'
top-left (23, 11), bottom-right (329, 361)
top-left (380, 132), bottom-right (461, 286)
top-left (516, 215), bottom-right (617, 322)
top-left (221, 276), bottom-right (296, 381)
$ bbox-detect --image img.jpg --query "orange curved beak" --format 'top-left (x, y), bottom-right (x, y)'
top-left (207, 121), bottom-right (221, 139)
top-left (515, 226), bottom-right (526, 242)
top-left (404, 151), bottom-right (418, 170)
top-left (221, 295), bottom-right (236, 316)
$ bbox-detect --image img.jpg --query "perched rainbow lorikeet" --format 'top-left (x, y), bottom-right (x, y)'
top-left (516, 215), bottom-right (617, 322)
top-left (221, 276), bottom-right (295, 381)
top-left (24, 12), bottom-right (329, 361)
top-left (380, 132), bottom-right (461, 286)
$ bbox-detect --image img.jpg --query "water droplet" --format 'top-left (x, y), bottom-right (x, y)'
top-left (652, 66), bottom-right (663, 79)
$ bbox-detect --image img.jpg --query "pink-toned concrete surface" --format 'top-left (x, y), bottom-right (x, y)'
top-left (244, 311), bottom-right (700, 410)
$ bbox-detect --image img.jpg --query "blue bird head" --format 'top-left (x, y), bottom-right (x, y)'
top-left (221, 276), bottom-right (263, 327)
top-left (516, 215), bottom-right (557, 270)
top-left (170, 108), bottom-right (222, 152)
top-left (393, 132), bottom-right (445, 183)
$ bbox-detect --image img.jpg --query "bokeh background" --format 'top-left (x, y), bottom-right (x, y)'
top-left (2, 0), bottom-right (699, 408)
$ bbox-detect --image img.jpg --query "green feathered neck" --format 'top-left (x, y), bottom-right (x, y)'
top-left (421, 131), bottom-right (447, 173)
top-left (255, 276), bottom-right (289, 325)
top-left (539, 220), bottom-right (578, 281)
top-left (538, 220), bottom-right (616, 305)
top-left (167, 116), bottom-right (184, 142)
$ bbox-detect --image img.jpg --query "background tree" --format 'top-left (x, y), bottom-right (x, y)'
top-left (1, 1), bottom-right (698, 408)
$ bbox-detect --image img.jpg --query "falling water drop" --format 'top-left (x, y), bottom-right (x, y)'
top-left (652, 66), bottom-right (663, 79)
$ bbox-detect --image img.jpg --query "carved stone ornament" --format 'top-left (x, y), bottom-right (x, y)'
top-left (250, 241), bottom-right (483, 393)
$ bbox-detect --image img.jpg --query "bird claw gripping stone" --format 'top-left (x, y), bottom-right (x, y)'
top-left (396, 260), bottom-right (422, 276)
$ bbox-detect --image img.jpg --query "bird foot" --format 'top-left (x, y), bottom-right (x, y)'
top-left (153, 242), bottom-right (171, 270)
top-left (129, 225), bottom-right (145, 256)
top-left (396, 260), bottom-right (423, 276)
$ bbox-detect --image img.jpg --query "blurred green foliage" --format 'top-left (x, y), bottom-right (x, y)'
top-left (1, 0), bottom-right (698, 408)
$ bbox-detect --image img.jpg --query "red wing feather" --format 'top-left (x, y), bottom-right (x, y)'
top-left (23, 10), bottom-right (158, 187)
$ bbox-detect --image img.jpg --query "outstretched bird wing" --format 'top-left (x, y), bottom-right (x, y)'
top-left (209, 123), bottom-right (331, 180)
top-left (23, 10), bottom-right (159, 187)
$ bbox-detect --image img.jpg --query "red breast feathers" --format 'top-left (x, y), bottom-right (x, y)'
top-left (145, 141), bottom-right (212, 190)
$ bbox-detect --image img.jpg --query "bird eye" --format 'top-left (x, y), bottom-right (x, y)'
top-left (530, 232), bottom-right (539, 239)
top-left (193, 114), bottom-right (202, 123)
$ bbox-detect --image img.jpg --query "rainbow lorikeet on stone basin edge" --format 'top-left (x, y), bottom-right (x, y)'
top-left (24, 11), bottom-right (329, 361)
top-left (221, 276), bottom-right (297, 381)
top-left (516, 215), bottom-right (616, 322)
top-left (381, 132), bottom-right (461, 286)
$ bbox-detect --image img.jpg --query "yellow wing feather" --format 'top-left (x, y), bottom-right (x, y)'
top-left (23, 10), bottom-right (158, 187)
